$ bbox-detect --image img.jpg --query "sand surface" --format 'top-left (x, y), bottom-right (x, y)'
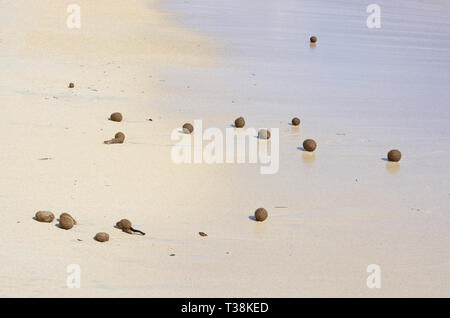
top-left (0, 0), bottom-right (449, 297)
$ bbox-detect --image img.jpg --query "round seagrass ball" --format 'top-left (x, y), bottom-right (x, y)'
top-left (110, 112), bottom-right (123, 122)
top-left (104, 132), bottom-right (125, 144)
top-left (292, 117), bottom-right (300, 126)
top-left (387, 149), bottom-right (402, 162)
top-left (115, 132), bottom-right (125, 143)
top-left (35, 211), bottom-right (55, 223)
top-left (258, 129), bottom-right (271, 140)
top-left (60, 213), bottom-right (77, 225)
top-left (310, 36), bottom-right (317, 43)
top-left (254, 208), bottom-right (268, 222)
top-left (95, 232), bottom-right (109, 242)
top-left (116, 219), bottom-right (132, 230)
top-left (303, 139), bottom-right (317, 152)
top-left (116, 219), bottom-right (133, 234)
top-left (68, 83), bottom-right (75, 88)
top-left (59, 214), bottom-right (74, 230)
top-left (235, 117), bottom-right (245, 128)
top-left (183, 123), bottom-right (194, 134)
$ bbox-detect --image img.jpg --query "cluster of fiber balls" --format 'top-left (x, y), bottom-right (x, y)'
top-left (69, 35), bottom-right (402, 226)
top-left (182, 113), bottom-right (402, 222)
top-left (35, 211), bottom-right (145, 243)
top-left (184, 115), bottom-right (401, 159)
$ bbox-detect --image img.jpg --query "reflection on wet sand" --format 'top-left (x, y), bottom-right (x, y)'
top-left (302, 151), bottom-right (316, 163)
top-left (386, 162), bottom-right (400, 174)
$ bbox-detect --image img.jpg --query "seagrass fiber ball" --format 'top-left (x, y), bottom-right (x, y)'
top-left (183, 123), bottom-right (194, 134)
top-left (35, 211), bottom-right (55, 223)
top-left (104, 132), bottom-right (125, 144)
top-left (59, 214), bottom-right (74, 230)
top-left (95, 232), bottom-right (109, 242)
top-left (115, 132), bottom-right (125, 142)
top-left (303, 139), bottom-right (317, 152)
top-left (110, 112), bottom-right (123, 122)
top-left (68, 83), bottom-right (75, 88)
top-left (388, 149), bottom-right (402, 162)
top-left (254, 208), bottom-right (268, 222)
top-left (258, 129), bottom-right (271, 140)
top-left (235, 117), bottom-right (245, 128)
top-left (292, 117), bottom-right (300, 126)
top-left (116, 219), bottom-right (134, 234)
top-left (310, 36), bottom-right (317, 43)
top-left (116, 219), bottom-right (132, 230)
top-left (60, 213), bottom-right (77, 225)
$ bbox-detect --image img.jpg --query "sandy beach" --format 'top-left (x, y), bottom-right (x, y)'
top-left (1, 0), bottom-right (449, 297)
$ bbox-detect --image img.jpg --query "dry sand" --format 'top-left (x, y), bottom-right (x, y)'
top-left (0, 0), bottom-right (449, 297)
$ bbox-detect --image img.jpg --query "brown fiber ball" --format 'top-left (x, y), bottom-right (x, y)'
top-left (116, 219), bottom-right (132, 230)
top-left (59, 214), bottom-right (74, 230)
top-left (68, 83), bottom-right (75, 88)
top-left (110, 112), bottom-right (123, 122)
top-left (183, 123), bottom-right (194, 134)
top-left (292, 117), bottom-right (301, 126)
top-left (115, 132), bottom-right (125, 142)
top-left (387, 149), bottom-right (402, 162)
top-left (310, 36), bottom-right (317, 43)
top-left (254, 208), bottom-right (268, 222)
top-left (303, 139), bottom-right (317, 152)
top-left (35, 211), bottom-right (55, 223)
top-left (116, 219), bottom-right (133, 235)
top-left (60, 213), bottom-right (77, 225)
top-left (258, 129), bottom-right (271, 140)
top-left (95, 232), bottom-right (109, 242)
top-left (105, 132), bottom-right (125, 144)
top-left (235, 117), bottom-right (245, 128)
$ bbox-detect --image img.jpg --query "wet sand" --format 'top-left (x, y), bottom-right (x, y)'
top-left (0, 0), bottom-right (449, 297)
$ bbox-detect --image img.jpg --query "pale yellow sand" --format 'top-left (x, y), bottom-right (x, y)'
top-left (0, 0), bottom-right (449, 297)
